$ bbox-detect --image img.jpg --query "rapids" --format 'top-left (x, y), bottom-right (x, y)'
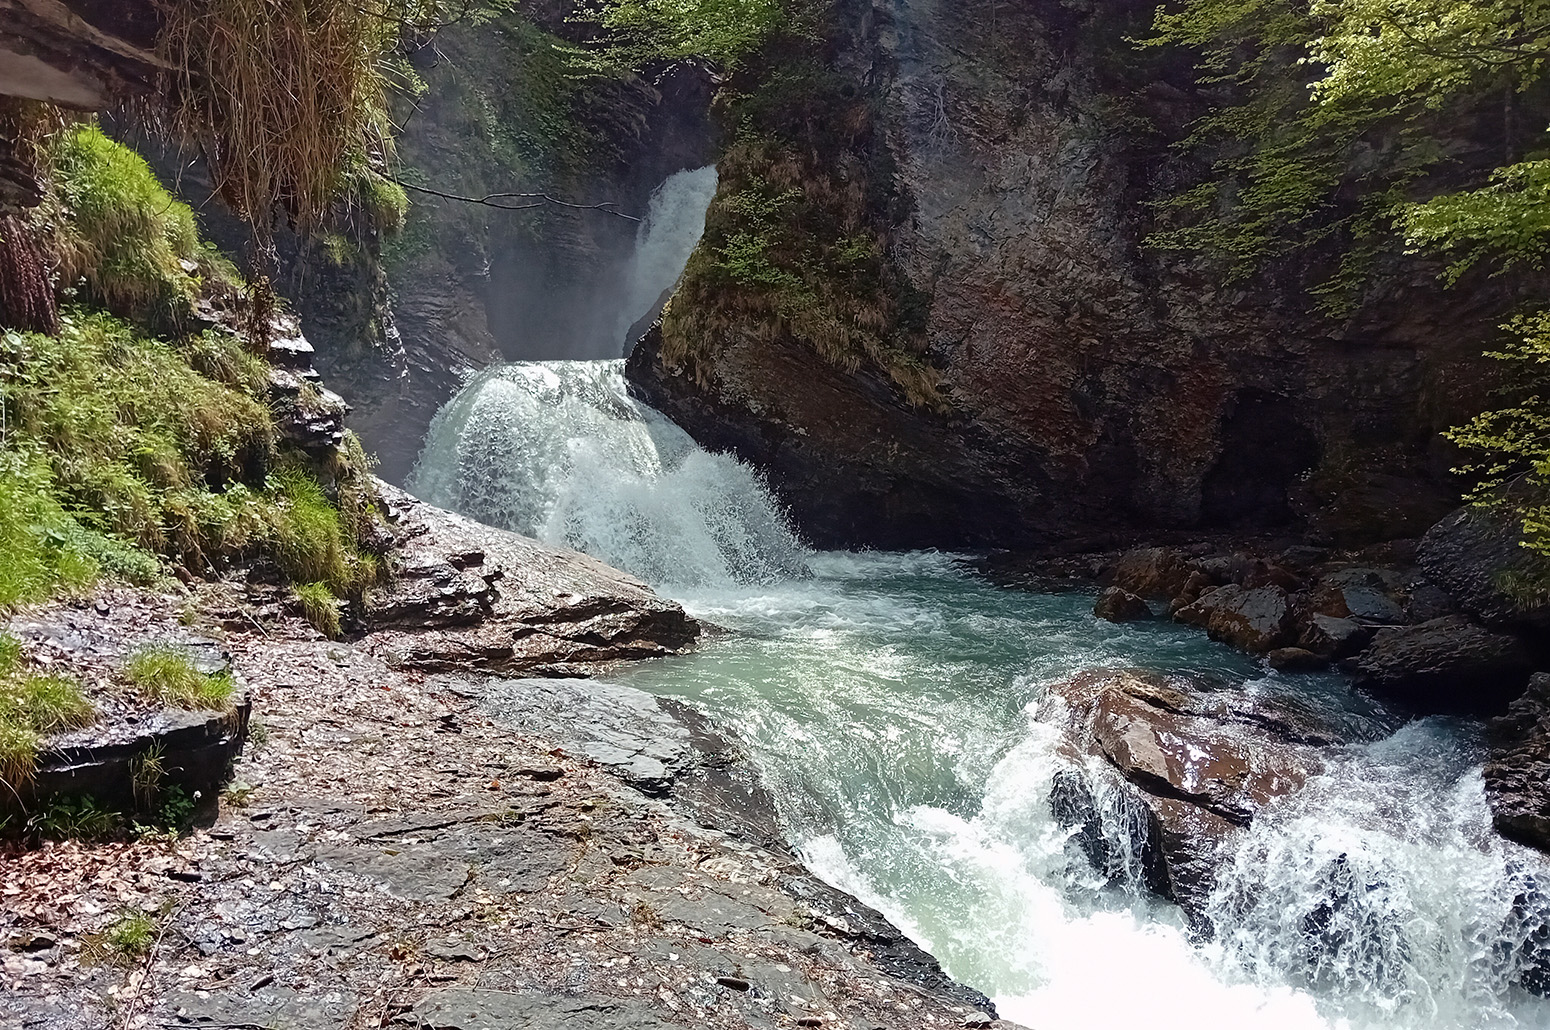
top-left (405, 166), bottom-right (1550, 1030)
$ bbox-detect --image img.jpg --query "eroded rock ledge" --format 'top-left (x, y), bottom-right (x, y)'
top-left (1, 591), bottom-right (1001, 1030)
top-left (363, 483), bottom-right (699, 676)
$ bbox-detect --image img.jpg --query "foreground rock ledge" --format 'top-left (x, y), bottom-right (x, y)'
top-left (1, 592), bottom-right (1005, 1030)
top-left (364, 482), bottom-right (699, 675)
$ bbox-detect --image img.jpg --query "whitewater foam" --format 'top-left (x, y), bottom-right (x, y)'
top-left (407, 360), bottom-right (809, 587)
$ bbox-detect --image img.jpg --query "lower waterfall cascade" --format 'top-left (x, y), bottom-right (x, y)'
top-left (409, 361), bottom-right (1550, 1030)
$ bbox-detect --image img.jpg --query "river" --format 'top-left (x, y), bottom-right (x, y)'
top-left (408, 356), bottom-right (1550, 1030)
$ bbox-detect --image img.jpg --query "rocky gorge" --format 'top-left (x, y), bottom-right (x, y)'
top-left (4, 0), bottom-right (1550, 1028)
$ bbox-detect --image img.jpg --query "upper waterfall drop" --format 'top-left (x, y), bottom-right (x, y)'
top-left (616, 165), bottom-right (718, 352)
top-left (406, 360), bottom-right (810, 588)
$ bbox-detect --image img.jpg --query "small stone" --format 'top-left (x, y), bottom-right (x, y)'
top-left (963, 1015), bottom-right (995, 1029)
top-left (715, 975), bottom-right (751, 991)
top-left (515, 764), bottom-right (564, 782)
top-left (248, 973), bottom-right (273, 991)
top-left (425, 939), bottom-right (487, 963)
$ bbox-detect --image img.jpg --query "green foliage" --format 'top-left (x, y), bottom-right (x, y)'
top-left (0, 651), bottom-right (93, 789)
top-left (578, 0), bottom-right (785, 69)
top-left (123, 646), bottom-right (235, 711)
top-left (294, 581), bottom-right (343, 638)
top-left (1401, 159), bottom-right (1550, 284)
top-left (1444, 311), bottom-right (1550, 556)
top-left (47, 126), bottom-right (216, 328)
top-left (130, 743), bottom-right (165, 807)
top-left (30, 795), bottom-right (123, 840)
top-left (98, 909), bottom-right (156, 960)
top-left (2, 311), bottom-right (274, 563)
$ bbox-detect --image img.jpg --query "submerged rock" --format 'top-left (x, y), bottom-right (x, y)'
top-left (363, 483), bottom-right (698, 675)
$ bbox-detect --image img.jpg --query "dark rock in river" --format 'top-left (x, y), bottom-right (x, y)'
top-left (1298, 614), bottom-right (1372, 659)
top-left (1353, 615), bottom-right (1534, 714)
top-left (1267, 647), bottom-right (1326, 671)
top-left (1420, 508), bottom-right (1550, 633)
top-left (1173, 583), bottom-right (1294, 653)
top-left (1108, 547), bottom-right (1197, 600)
top-left (1094, 586), bottom-right (1151, 623)
top-left (363, 482), bottom-right (697, 675)
top-left (1487, 674), bottom-right (1550, 851)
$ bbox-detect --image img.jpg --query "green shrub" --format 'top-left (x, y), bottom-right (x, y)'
top-left (123, 646), bottom-right (234, 711)
top-left (49, 126), bottom-right (205, 327)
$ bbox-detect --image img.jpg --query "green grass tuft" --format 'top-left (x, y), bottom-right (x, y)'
top-left (123, 646), bottom-right (234, 711)
top-left (0, 651), bottom-right (94, 789)
top-left (294, 581), bottom-right (342, 639)
top-left (98, 909), bottom-right (157, 959)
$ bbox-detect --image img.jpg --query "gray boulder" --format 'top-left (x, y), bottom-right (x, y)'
top-left (1419, 508), bottom-right (1550, 631)
top-left (1353, 615), bottom-right (1534, 713)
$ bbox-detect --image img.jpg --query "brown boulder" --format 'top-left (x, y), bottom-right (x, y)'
top-left (1042, 669), bottom-right (1331, 922)
top-left (1107, 548), bottom-right (1195, 600)
top-left (1173, 584), bottom-right (1294, 653)
top-left (1267, 647), bottom-right (1326, 671)
top-left (1094, 587), bottom-right (1151, 623)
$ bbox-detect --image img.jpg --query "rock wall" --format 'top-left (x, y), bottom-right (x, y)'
top-left (628, 0), bottom-right (1531, 550)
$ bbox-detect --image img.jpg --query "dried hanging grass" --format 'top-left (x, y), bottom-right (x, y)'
top-left (154, 0), bottom-right (399, 236)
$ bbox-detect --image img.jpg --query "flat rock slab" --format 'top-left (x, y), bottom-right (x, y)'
top-left (166, 986), bottom-right (359, 1030)
top-left (412, 990), bottom-right (678, 1030)
top-left (483, 678), bottom-right (690, 792)
top-left (364, 483), bottom-right (698, 675)
top-left (317, 843), bottom-right (472, 902)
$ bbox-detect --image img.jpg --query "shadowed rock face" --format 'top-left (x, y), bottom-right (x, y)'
top-left (1488, 675), bottom-right (1550, 851)
top-left (627, 0), bottom-right (1515, 551)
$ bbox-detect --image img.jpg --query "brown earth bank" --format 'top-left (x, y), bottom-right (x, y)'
top-left (0, 557), bottom-right (1005, 1030)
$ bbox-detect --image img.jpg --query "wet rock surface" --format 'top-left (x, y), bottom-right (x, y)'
top-left (1354, 616), bottom-right (1534, 714)
top-left (363, 483), bottom-right (699, 675)
top-left (1042, 668), bottom-right (1386, 921)
top-left (1093, 586), bottom-right (1150, 623)
top-left (1173, 584), bottom-right (1294, 653)
top-left (2, 592), bottom-right (998, 1030)
top-left (1420, 509), bottom-right (1550, 633)
top-left (1488, 674), bottom-right (1550, 850)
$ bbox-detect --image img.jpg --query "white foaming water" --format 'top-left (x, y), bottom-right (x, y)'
top-left (614, 553), bottom-right (1550, 1030)
top-left (409, 338), bottom-right (1550, 1029)
top-left (406, 360), bottom-right (808, 587)
top-left (615, 166), bottom-right (718, 350)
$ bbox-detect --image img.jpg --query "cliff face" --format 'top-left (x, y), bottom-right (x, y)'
top-left (628, 0), bottom-right (1524, 550)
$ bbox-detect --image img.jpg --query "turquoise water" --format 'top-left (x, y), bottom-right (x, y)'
top-left (412, 359), bottom-right (1550, 1030)
top-left (614, 552), bottom-right (1550, 1030)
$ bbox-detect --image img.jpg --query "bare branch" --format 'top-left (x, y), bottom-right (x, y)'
top-left (381, 174), bottom-right (642, 221)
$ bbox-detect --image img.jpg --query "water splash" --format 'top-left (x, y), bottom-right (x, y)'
top-left (406, 360), bottom-right (809, 587)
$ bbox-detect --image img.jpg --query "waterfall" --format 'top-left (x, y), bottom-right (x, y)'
top-left (406, 360), bottom-right (809, 587)
top-left (615, 165), bottom-right (718, 352)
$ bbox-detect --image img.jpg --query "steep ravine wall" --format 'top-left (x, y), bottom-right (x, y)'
top-left (628, 0), bottom-right (1529, 550)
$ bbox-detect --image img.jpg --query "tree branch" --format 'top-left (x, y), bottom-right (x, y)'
top-left (381, 175), bottom-right (642, 221)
